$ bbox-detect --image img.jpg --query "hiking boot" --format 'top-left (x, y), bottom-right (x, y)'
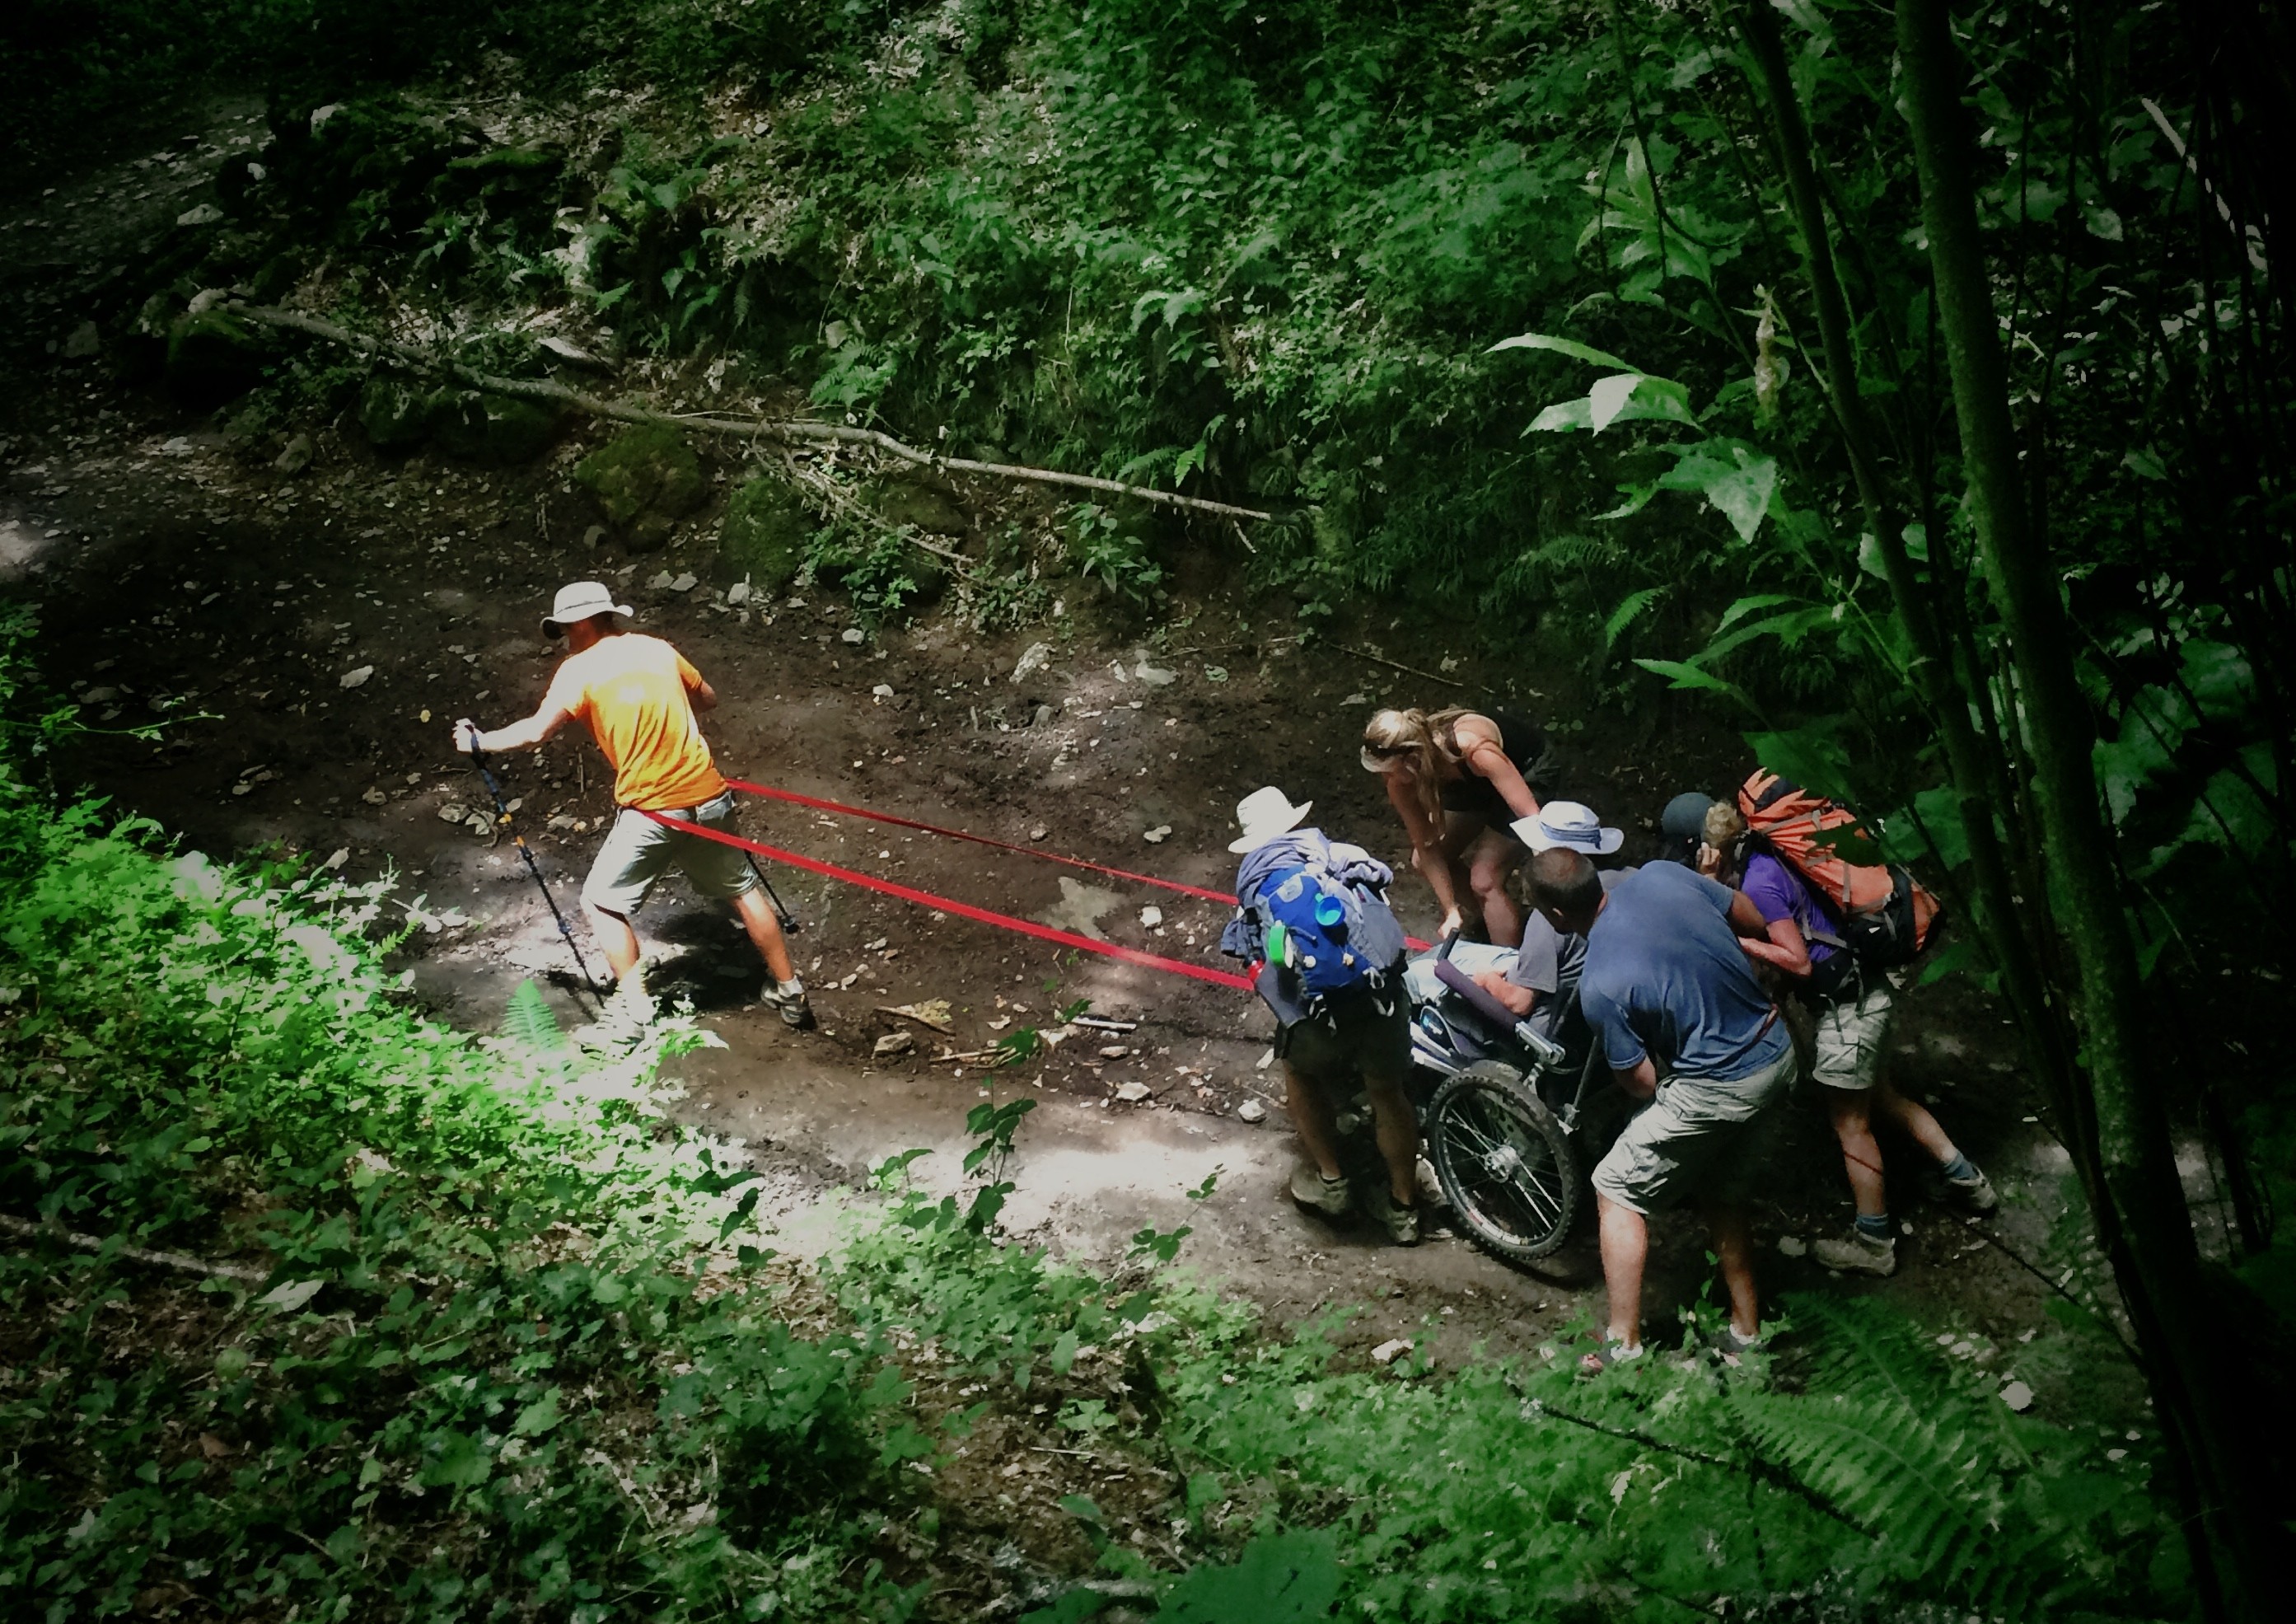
top-left (761, 977), bottom-right (814, 1031)
top-left (1288, 1164), bottom-right (1352, 1218)
top-left (575, 981), bottom-right (656, 1055)
top-left (1812, 1228), bottom-right (1898, 1276)
top-left (1364, 1184), bottom-right (1423, 1247)
top-left (1941, 1164), bottom-right (1998, 1213)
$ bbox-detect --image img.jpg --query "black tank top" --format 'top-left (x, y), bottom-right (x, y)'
top-left (1438, 707), bottom-right (1550, 821)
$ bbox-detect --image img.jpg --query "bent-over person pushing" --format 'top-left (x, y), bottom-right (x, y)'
top-left (451, 581), bottom-right (811, 1045)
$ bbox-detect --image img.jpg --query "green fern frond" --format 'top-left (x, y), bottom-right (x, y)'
top-left (1733, 1296), bottom-right (2065, 1612)
top-left (504, 979), bottom-right (563, 1054)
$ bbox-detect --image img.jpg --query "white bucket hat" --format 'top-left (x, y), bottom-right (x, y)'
top-left (1228, 785), bottom-right (1313, 854)
top-left (541, 580), bottom-right (634, 639)
top-left (1512, 800), bottom-right (1624, 855)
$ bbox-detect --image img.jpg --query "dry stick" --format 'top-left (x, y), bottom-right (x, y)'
top-left (0, 1212), bottom-right (269, 1283)
top-left (1323, 641), bottom-right (1467, 689)
top-left (229, 304), bottom-right (1276, 522)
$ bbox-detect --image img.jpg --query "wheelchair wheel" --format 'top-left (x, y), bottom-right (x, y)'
top-left (1428, 1060), bottom-right (1578, 1266)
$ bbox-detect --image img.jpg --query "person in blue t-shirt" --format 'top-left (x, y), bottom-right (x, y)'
top-left (1527, 848), bottom-right (1798, 1369)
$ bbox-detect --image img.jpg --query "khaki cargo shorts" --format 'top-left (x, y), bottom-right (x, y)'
top-left (1811, 981), bottom-right (1892, 1092)
top-left (581, 791), bottom-right (759, 919)
top-left (1590, 1044), bottom-right (1796, 1216)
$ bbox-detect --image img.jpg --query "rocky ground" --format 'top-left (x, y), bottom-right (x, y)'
top-left (0, 91), bottom-right (2180, 1396)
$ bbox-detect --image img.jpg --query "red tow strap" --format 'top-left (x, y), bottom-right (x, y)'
top-left (719, 777), bottom-right (1237, 903)
top-left (640, 807), bottom-right (1255, 991)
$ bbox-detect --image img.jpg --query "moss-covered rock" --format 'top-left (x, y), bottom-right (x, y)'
top-left (429, 388), bottom-right (564, 464)
top-left (866, 478), bottom-right (969, 536)
top-left (358, 378), bottom-right (434, 451)
top-left (573, 424), bottom-right (708, 550)
top-left (719, 473), bottom-right (817, 593)
top-left (165, 309), bottom-right (266, 407)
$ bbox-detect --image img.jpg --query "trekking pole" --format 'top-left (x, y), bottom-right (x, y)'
top-left (742, 851), bottom-right (800, 934)
top-left (460, 726), bottom-right (607, 1016)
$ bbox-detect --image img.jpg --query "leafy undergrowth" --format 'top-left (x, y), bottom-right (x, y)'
top-left (0, 611), bottom-right (2186, 1620)
top-left (0, 793), bottom-right (917, 1617)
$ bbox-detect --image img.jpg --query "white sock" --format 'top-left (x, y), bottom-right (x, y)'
top-left (776, 977), bottom-right (804, 996)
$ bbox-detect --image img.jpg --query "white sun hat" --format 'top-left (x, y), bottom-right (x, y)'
top-left (1228, 786), bottom-right (1314, 854)
top-left (541, 580), bottom-right (635, 639)
top-left (1511, 800), bottom-right (1625, 855)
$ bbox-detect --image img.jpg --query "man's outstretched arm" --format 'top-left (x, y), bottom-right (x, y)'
top-left (454, 700), bottom-right (575, 756)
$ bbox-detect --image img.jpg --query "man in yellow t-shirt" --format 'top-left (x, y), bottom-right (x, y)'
top-left (451, 581), bottom-right (810, 1037)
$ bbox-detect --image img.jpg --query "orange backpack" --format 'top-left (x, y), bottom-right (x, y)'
top-left (1737, 771), bottom-right (1943, 966)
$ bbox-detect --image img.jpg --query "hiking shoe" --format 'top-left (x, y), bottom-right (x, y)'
top-left (1812, 1229), bottom-right (1898, 1276)
top-left (1364, 1184), bottom-right (1423, 1247)
top-left (1942, 1165), bottom-right (1998, 1213)
top-left (1288, 1164), bottom-right (1352, 1218)
top-left (761, 978), bottom-right (814, 1031)
top-left (575, 986), bottom-right (656, 1055)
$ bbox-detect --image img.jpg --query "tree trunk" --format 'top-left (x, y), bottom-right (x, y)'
top-left (1896, 0), bottom-right (2281, 1614)
top-left (1734, 1), bottom-right (2087, 1186)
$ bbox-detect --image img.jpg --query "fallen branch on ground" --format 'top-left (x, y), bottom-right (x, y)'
top-left (0, 1212), bottom-right (269, 1283)
top-left (1324, 641), bottom-right (1467, 689)
top-left (228, 304), bottom-right (1277, 523)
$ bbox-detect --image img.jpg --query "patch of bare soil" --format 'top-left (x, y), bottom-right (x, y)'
top-left (0, 101), bottom-right (2106, 1413)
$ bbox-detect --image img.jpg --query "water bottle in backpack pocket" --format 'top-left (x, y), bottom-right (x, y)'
top-left (1252, 863), bottom-right (1405, 1000)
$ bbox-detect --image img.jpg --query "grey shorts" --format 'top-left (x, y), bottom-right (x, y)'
top-left (1591, 1044), bottom-right (1797, 1215)
top-left (1280, 979), bottom-right (1412, 1088)
top-left (1811, 981), bottom-right (1892, 1091)
top-left (581, 791), bottom-right (759, 919)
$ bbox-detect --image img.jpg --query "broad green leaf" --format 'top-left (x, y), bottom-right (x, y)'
top-left (420, 1430), bottom-right (493, 1491)
top-left (1160, 1529), bottom-right (1344, 1623)
top-left (1589, 373), bottom-right (1644, 431)
top-left (1715, 594), bottom-right (1798, 635)
top-left (1659, 442), bottom-right (1778, 542)
top-left (1487, 331), bottom-right (1639, 371)
top-left (1055, 1492), bottom-right (1104, 1525)
top-left (1742, 725), bottom-right (1859, 803)
top-left (2179, 639), bottom-right (2252, 720)
top-left (1634, 658), bottom-right (1756, 711)
top-left (258, 1278), bottom-right (325, 1313)
top-left (1588, 372), bottom-right (1696, 432)
top-left (1906, 787), bottom-right (1972, 870)
top-left (1604, 587), bottom-right (1663, 648)
top-left (1594, 482), bottom-right (1660, 521)
top-left (1527, 397), bottom-right (1594, 433)
top-left (512, 1388), bottom-right (563, 1436)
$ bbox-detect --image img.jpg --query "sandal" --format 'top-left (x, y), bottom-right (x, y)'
top-left (1577, 1339), bottom-right (1645, 1376)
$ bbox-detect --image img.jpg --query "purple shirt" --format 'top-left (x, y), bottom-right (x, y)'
top-left (1740, 852), bottom-right (1840, 966)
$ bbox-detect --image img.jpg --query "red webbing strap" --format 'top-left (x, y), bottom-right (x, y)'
top-left (641, 809), bottom-right (1254, 991)
top-left (720, 777), bottom-right (1237, 904)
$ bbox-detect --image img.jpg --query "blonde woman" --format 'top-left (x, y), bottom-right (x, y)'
top-left (1694, 797), bottom-right (1995, 1276)
top-left (1360, 706), bottom-right (1548, 942)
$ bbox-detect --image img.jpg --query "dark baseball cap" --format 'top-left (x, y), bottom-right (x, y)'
top-left (1658, 792), bottom-right (1714, 863)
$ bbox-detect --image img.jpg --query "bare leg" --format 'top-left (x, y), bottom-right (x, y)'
top-left (1826, 1087), bottom-right (1892, 1219)
top-left (1596, 1192), bottom-right (1648, 1349)
top-left (1869, 1080), bottom-right (1962, 1166)
top-left (1703, 1199), bottom-right (1761, 1339)
top-left (1464, 826), bottom-right (1526, 944)
top-left (1284, 1065), bottom-right (1346, 1181)
top-left (730, 887), bottom-right (797, 985)
top-left (584, 904), bottom-right (642, 982)
top-left (1362, 1069), bottom-right (1423, 1206)
top-left (1826, 1087), bottom-right (1894, 1215)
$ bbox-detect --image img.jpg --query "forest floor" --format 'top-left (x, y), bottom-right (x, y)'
top-left (0, 94), bottom-right (2155, 1387)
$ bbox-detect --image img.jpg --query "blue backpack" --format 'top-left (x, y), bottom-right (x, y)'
top-left (1248, 863), bottom-right (1406, 999)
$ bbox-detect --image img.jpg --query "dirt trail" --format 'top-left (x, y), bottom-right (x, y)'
top-left (0, 98), bottom-right (2126, 1372)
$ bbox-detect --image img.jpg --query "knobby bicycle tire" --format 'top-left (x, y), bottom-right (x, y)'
top-left (1428, 1060), bottom-right (1578, 1266)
